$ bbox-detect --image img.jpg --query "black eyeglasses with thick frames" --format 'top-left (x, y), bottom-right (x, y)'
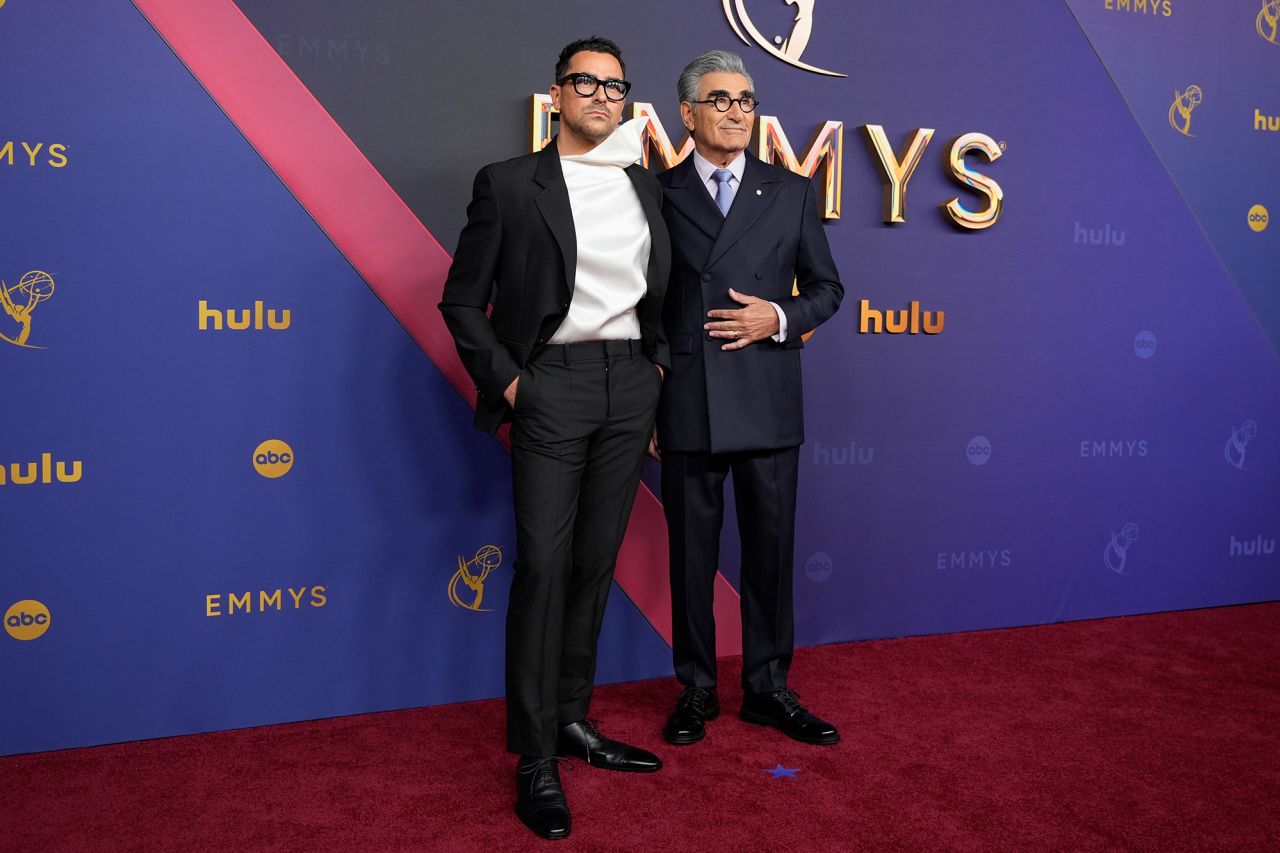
top-left (690, 94), bottom-right (759, 113)
top-left (556, 73), bottom-right (632, 102)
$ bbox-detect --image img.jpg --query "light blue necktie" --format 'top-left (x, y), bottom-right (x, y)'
top-left (712, 168), bottom-right (735, 217)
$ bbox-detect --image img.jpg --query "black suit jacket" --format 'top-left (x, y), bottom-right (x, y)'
top-left (439, 137), bottom-right (671, 433)
top-left (657, 153), bottom-right (843, 453)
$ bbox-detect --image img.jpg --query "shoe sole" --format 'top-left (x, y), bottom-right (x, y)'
top-left (515, 807), bottom-right (571, 840)
top-left (662, 706), bottom-right (721, 746)
top-left (581, 757), bottom-right (663, 772)
top-left (556, 747), bottom-right (665, 772)
top-left (738, 709), bottom-right (841, 745)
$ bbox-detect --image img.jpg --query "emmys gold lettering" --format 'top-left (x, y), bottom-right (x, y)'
top-left (198, 300), bottom-right (291, 331)
top-left (0, 142), bottom-right (69, 168)
top-left (531, 100), bottom-right (1001, 227)
top-left (0, 453), bottom-right (83, 486)
top-left (1103, 0), bottom-right (1173, 15)
top-left (205, 586), bottom-right (327, 617)
top-left (862, 126), bottom-right (1004, 229)
top-left (858, 300), bottom-right (944, 335)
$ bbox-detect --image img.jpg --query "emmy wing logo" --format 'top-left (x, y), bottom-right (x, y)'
top-left (1168, 85), bottom-right (1202, 136)
top-left (723, 0), bottom-right (847, 77)
top-left (1104, 523), bottom-right (1139, 575)
top-left (1, 270), bottom-right (54, 348)
top-left (448, 545), bottom-right (504, 612)
top-left (1225, 420), bottom-right (1257, 470)
top-left (1259, 0), bottom-right (1280, 45)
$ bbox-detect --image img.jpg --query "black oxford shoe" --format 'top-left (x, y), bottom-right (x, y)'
top-left (740, 688), bottom-right (840, 745)
top-left (663, 686), bottom-right (720, 745)
top-left (515, 756), bottom-right (571, 840)
top-left (558, 719), bottom-right (662, 772)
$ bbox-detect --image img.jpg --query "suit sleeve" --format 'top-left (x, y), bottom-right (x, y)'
top-left (438, 165), bottom-right (522, 404)
top-left (779, 178), bottom-right (844, 349)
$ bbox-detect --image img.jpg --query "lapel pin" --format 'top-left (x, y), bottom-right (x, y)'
top-left (756, 189), bottom-right (762, 196)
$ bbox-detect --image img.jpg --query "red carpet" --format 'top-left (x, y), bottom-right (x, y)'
top-left (5, 604), bottom-right (1279, 852)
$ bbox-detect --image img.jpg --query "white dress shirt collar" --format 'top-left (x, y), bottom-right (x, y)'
top-left (692, 149), bottom-right (746, 196)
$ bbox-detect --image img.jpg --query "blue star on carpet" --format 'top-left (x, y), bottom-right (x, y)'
top-left (766, 764), bottom-right (799, 779)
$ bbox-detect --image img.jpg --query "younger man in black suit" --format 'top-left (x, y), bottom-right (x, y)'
top-left (439, 36), bottom-right (670, 841)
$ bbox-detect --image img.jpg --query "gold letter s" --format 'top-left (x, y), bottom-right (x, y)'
top-left (942, 133), bottom-right (1004, 230)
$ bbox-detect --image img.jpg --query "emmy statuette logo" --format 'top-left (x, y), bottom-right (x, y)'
top-left (1224, 421), bottom-right (1257, 470)
top-left (1, 270), bottom-right (54, 348)
top-left (449, 545), bottom-right (504, 612)
top-left (5, 600), bottom-right (51, 641)
top-left (1168, 86), bottom-right (1202, 136)
top-left (1259, 0), bottom-right (1280, 44)
top-left (723, 0), bottom-right (846, 77)
top-left (1104, 524), bottom-right (1140, 575)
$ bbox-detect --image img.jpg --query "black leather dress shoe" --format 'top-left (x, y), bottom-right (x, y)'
top-left (740, 688), bottom-right (840, 745)
top-left (558, 719), bottom-right (662, 772)
top-left (515, 757), bottom-right (571, 840)
top-left (663, 686), bottom-right (720, 745)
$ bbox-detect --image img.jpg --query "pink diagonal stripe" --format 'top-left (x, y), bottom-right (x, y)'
top-left (131, 0), bottom-right (743, 654)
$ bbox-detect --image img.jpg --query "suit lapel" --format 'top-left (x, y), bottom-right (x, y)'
top-left (626, 164), bottom-right (665, 297)
top-left (664, 156), bottom-right (723, 244)
top-left (705, 153), bottom-right (779, 270)
top-left (533, 137), bottom-right (576, 297)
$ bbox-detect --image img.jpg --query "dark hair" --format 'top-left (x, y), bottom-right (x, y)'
top-left (555, 36), bottom-right (625, 80)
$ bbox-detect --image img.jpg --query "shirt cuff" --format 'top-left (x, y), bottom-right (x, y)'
top-left (769, 302), bottom-right (788, 343)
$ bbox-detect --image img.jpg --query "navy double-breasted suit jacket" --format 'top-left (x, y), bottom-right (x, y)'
top-left (656, 153), bottom-right (843, 453)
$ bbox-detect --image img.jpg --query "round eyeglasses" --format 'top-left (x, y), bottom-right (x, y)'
top-left (556, 73), bottom-right (632, 102)
top-left (690, 94), bottom-right (759, 113)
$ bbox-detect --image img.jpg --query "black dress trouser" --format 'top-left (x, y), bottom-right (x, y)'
top-left (506, 340), bottom-right (661, 757)
top-left (662, 446), bottom-right (800, 695)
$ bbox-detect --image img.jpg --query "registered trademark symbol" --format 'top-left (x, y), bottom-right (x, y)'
top-left (999, 141), bottom-right (1007, 151)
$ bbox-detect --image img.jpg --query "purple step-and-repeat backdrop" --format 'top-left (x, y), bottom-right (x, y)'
top-left (2, 0), bottom-right (1277, 754)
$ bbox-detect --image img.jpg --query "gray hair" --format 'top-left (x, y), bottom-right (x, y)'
top-left (677, 50), bottom-right (754, 107)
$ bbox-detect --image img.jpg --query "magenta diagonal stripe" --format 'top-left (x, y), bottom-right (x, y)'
top-left (131, 0), bottom-right (746, 654)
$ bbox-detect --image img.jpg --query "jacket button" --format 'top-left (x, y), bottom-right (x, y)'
top-left (702, 273), bottom-right (712, 282)
top-left (754, 272), bottom-right (763, 280)
top-left (536, 338), bottom-right (545, 344)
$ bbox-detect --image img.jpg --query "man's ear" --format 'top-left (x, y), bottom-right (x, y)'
top-left (680, 101), bottom-right (695, 133)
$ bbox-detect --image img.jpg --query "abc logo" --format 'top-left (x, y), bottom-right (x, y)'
top-left (253, 439), bottom-right (294, 479)
top-left (966, 435), bottom-right (992, 466)
top-left (1133, 330), bottom-right (1158, 359)
top-left (5, 600), bottom-right (51, 641)
top-left (805, 552), bottom-right (833, 583)
top-left (1248, 204), bottom-right (1269, 233)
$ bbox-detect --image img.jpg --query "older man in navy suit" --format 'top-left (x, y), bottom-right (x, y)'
top-left (655, 50), bottom-right (844, 747)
